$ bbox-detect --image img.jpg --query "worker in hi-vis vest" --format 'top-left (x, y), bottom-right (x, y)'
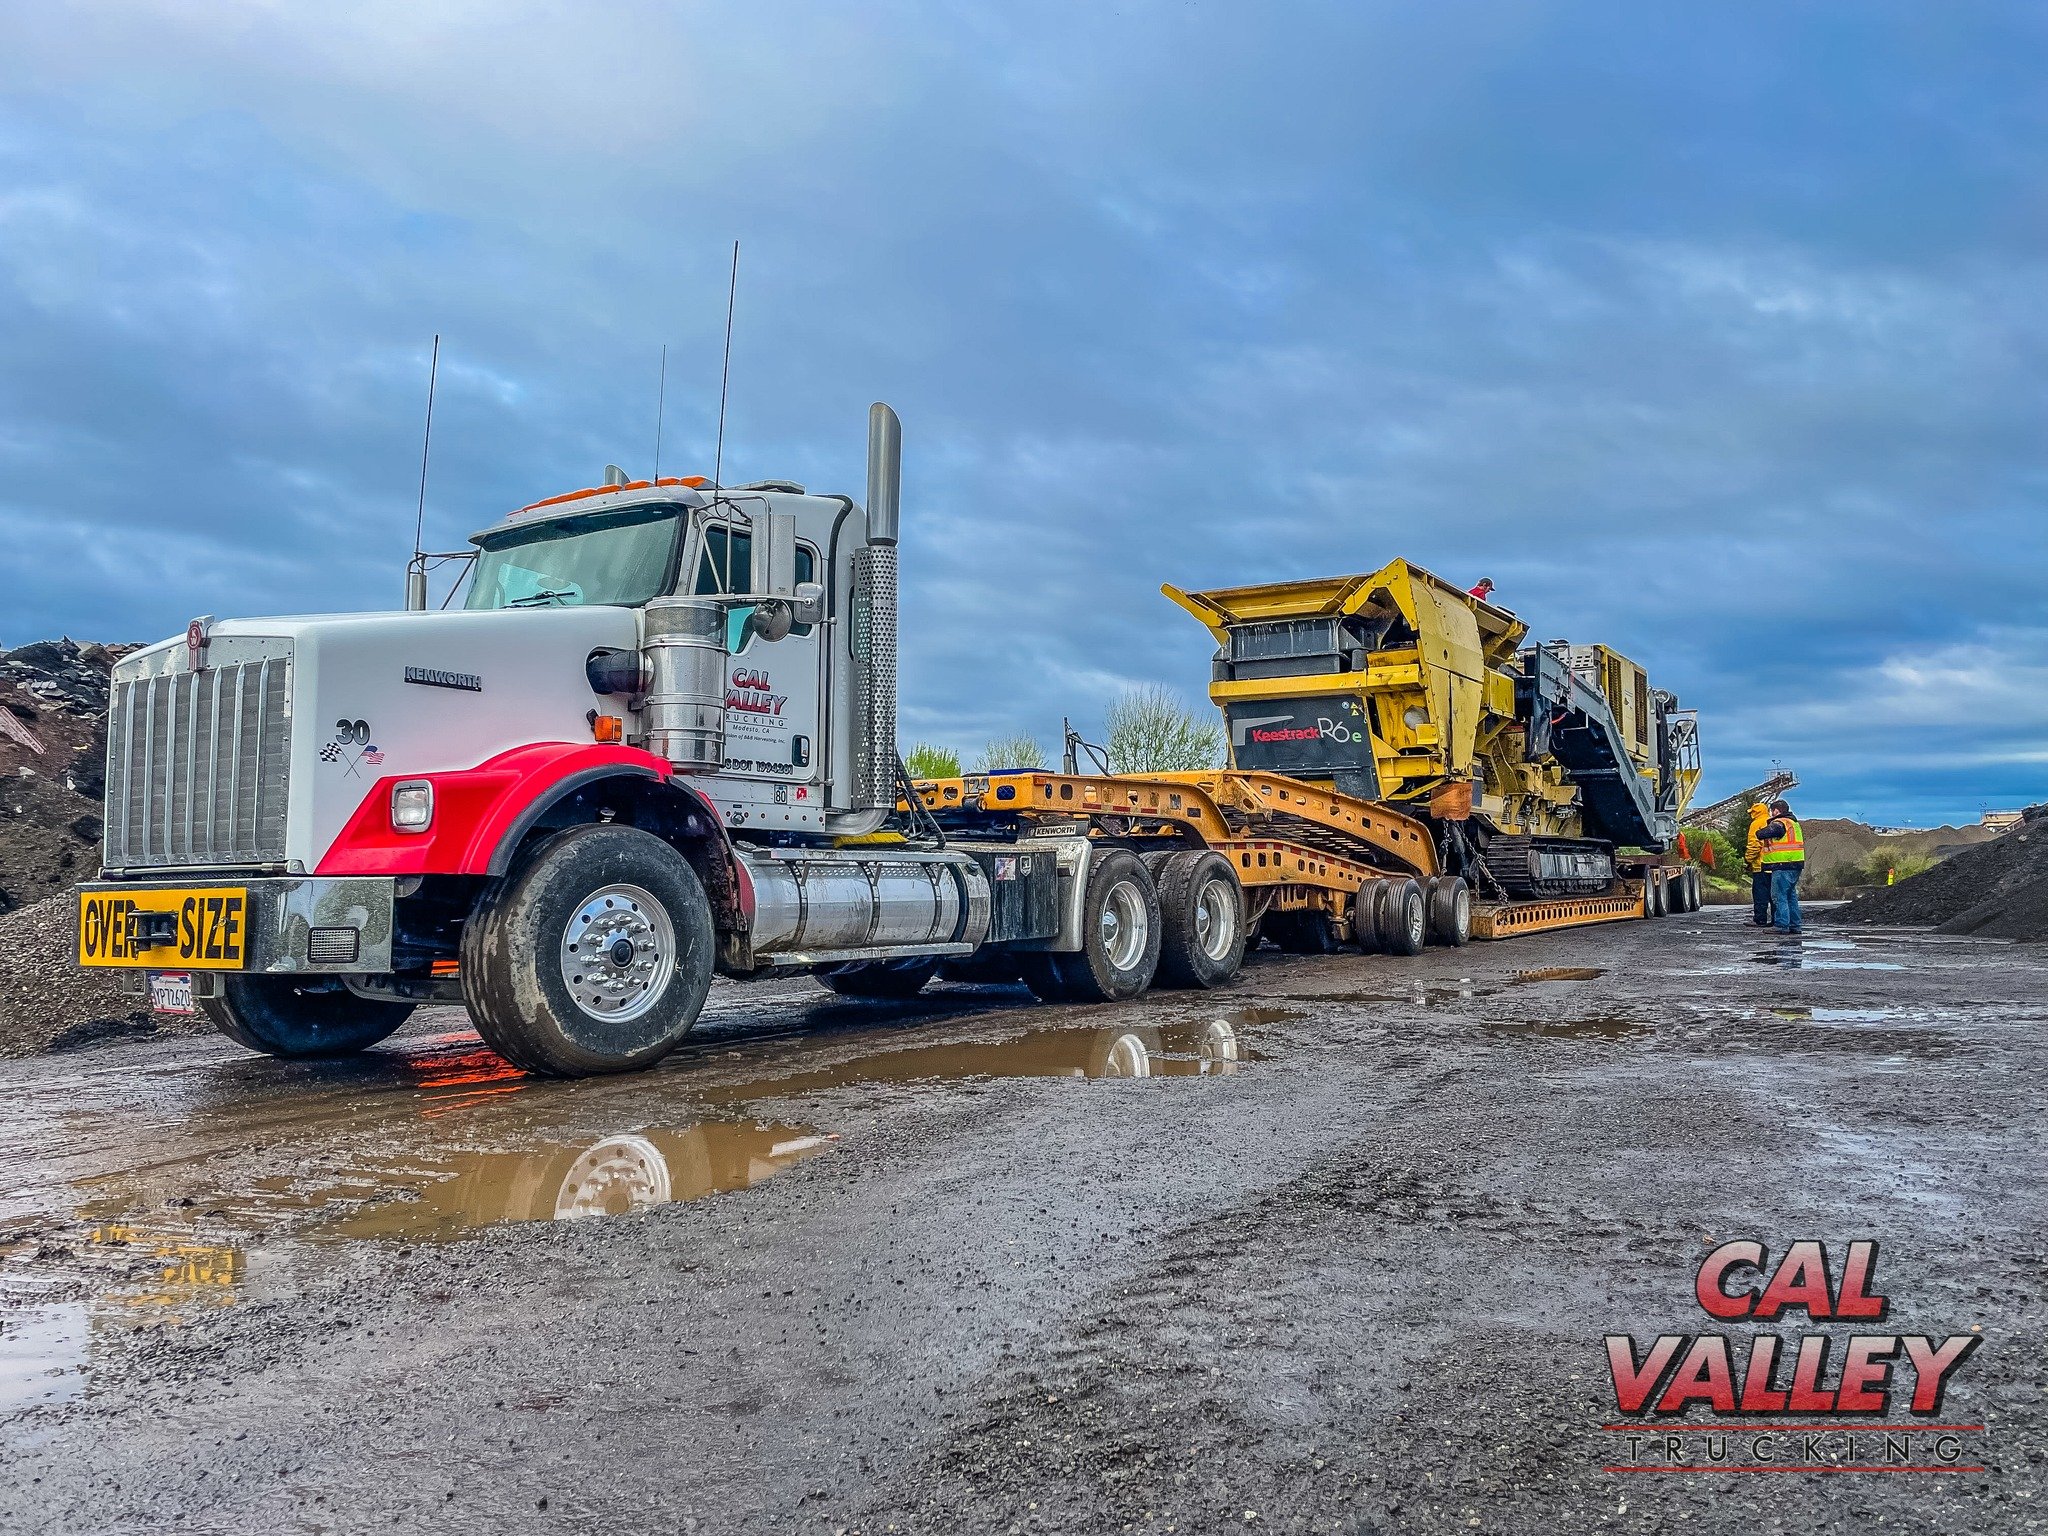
top-left (1743, 801), bottom-right (1772, 927)
top-left (1755, 798), bottom-right (1806, 935)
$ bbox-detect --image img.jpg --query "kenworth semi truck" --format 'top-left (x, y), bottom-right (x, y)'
top-left (74, 405), bottom-right (1699, 1076)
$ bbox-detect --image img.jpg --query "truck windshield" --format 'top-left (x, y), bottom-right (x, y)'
top-left (466, 504), bottom-right (682, 610)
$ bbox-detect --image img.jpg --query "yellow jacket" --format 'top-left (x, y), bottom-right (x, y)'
top-left (1744, 803), bottom-right (1769, 873)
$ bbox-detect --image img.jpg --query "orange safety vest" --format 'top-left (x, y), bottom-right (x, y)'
top-left (1760, 818), bottom-right (1805, 865)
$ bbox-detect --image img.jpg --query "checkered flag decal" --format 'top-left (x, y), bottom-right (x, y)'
top-left (319, 742), bottom-right (343, 762)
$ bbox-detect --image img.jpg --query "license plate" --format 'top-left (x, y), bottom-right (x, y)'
top-left (148, 972), bottom-right (196, 1015)
top-left (77, 887), bottom-right (250, 969)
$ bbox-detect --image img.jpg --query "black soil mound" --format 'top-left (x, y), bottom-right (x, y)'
top-left (1834, 814), bottom-right (2048, 942)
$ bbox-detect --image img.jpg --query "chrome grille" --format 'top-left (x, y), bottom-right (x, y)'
top-left (105, 656), bottom-right (293, 869)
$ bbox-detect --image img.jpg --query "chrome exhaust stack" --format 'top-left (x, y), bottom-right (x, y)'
top-left (851, 403), bottom-right (901, 812)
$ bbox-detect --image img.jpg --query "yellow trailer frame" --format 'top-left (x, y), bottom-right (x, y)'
top-left (900, 770), bottom-right (1683, 945)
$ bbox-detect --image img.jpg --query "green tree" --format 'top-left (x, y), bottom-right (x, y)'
top-left (974, 733), bottom-right (1047, 771)
top-left (1105, 685), bottom-right (1223, 774)
top-left (902, 742), bottom-right (961, 780)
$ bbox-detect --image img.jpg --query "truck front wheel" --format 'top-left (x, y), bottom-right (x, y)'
top-left (461, 824), bottom-right (716, 1077)
top-left (202, 977), bottom-right (414, 1058)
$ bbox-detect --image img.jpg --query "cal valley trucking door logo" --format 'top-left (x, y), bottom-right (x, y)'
top-left (727, 666), bottom-right (786, 717)
top-left (1602, 1239), bottom-right (1985, 1474)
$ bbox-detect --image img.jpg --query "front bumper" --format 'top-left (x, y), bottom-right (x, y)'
top-left (76, 876), bottom-right (398, 976)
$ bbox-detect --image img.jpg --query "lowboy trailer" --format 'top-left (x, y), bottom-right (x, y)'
top-left (73, 404), bottom-right (1698, 1078)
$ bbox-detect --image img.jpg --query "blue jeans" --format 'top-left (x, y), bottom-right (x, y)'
top-left (1751, 872), bottom-right (1772, 925)
top-left (1769, 865), bottom-right (1803, 932)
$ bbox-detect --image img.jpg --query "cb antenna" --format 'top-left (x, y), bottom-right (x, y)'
top-left (652, 342), bottom-right (668, 480)
top-left (712, 241), bottom-right (739, 495)
top-left (405, 334), bottom-right (440, 610)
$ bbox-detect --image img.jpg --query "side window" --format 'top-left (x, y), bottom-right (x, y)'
top-left (792, 546), bottom-right (816, 636)
top-left (694, 526), bottom-right (750, 595)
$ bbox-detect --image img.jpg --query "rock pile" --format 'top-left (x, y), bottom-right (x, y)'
top-left (0, 638), bottom-right (137, 915)
top-left (1833, 808), bottom-right (2048, 942)
top-left (1, 638), bottom-right (130, 718)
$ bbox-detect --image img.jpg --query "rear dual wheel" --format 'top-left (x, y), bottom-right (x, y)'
top-left (1351, 874), bottom-right (1464, 955)
top-left (1427, 875), bottom-right (1473, 947)
top-left (1152, 850), bottom-right (1247, 989)
top-left (1021, 849), bottom-right (1163, 1003)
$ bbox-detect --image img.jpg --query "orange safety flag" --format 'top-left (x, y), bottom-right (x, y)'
top-left (1701, 841), bottom-right (1716, 869)
top-left (1677, 832), bottom-right (1690, 860)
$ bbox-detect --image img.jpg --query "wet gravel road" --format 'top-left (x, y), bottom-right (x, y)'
top-left (1, 907), bottom-right (2042, 1533)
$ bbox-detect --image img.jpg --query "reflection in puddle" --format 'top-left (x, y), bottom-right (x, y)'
top-left (1487, 1017), bottom-right (1648, 1040)
top-left (71, 1119), bottom-right (830, 1253)
top-left (316, 1124), bottom-right (832, 1243)
top-left (701, 1019), bottom-right (1250, 1101)
top-left (1511, 968), bottom-right (1606, 984)
top-left (1768, 1006), bottom-right (1954, 1027)
top-left (1, 1020), bottom-right (1262, 1414)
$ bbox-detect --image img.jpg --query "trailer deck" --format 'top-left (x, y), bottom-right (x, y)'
top-left (906, 770), bottom-right (1679, 945)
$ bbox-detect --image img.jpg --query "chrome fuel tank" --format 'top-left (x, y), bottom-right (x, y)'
top-left (736, 847), bottom-right (990, 963)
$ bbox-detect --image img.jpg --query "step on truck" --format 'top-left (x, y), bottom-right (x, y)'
top-left (74, 405), bottom-right (1699, 1077)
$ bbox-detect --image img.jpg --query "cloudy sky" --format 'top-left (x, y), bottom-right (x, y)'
top-left (3, 2), bottom-right (2043, 825)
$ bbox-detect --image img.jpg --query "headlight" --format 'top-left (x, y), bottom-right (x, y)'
top-left (390, 780), bottom-right (434, 833)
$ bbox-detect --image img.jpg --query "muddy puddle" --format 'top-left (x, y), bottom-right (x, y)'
top-left (1509, 967), bottom-right (1606, 984)
top-left (1485, 1016), bottom-right (1648, 1040)
top-left (0, 1016), bottom-right (1261, 1413)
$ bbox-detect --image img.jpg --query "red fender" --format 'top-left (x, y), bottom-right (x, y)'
top-left (315, 743), bottom-right (682, 876)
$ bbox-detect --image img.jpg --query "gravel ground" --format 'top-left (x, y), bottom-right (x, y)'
top-left (0, 891), bottom-right (189, 1058)
top-left (0, 908), bottom-right (2041, 1534)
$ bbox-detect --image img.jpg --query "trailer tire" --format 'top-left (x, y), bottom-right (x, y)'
top-left (1687, 868), bottom-right (1703, 911)
top-left (1427, 876), bottom-right (1472, 947)
top-left (1644, 874), bottom-right (1665, 919)
top-left (1377, 878), bottom-right (1428, 956)
top-left (818, 958), bottom-right (941, 998)
top-left (202, 977), bottom-right (413, 1059)
top-left (1018, 849), bottom-right (1161, 1003)
top-left (461, 824), bottom-right (715, 1077)
top-left (1349, 883), bottom-right (1385, 953)
top-left (1153, 850), bottom-right (1246, 989)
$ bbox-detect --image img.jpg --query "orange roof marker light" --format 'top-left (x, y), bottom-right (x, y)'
top-left (513, 475), bottom-right (708, 517)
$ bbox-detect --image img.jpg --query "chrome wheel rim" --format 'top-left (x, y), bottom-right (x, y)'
top-left (559, 883), bottom-right (676, 1023)
top-left (1102, 1031), bottom-right (1151, 1077)
top-left (1100, 879), bottom-right (1149, 971)
top-left (1194, 877), bottom-right (1237, 962)
top-left (553, 1134), bottom-right (673, 1220)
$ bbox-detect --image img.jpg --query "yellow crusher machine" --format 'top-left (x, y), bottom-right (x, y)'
top-left (1166, 561), bottom-right (1701, 898)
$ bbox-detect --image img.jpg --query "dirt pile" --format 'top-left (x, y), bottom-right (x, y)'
top-left (1802, 817), bottom-right (1995, 887)
top-left (0, 639), bottom-right (136, 916)
top-left (1834, 811), bottom-right (2048, 941)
